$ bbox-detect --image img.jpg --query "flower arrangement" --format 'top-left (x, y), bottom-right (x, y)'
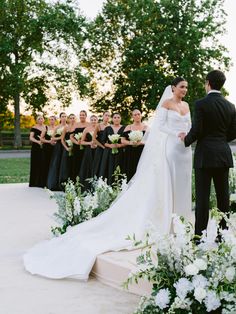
top-left (66, 139), bottom-right (73, 156)
top-left (47, 129), bottom-right (54, 137)
top-left (49, 170), bottom-right (127, 236)
top-left (56, 127), bottom-right (64, 136)
top-left (128, 130), bottom-right (143, 146)
top-left (125, 209), bottom-right (236, 314)
top-left (108, 134), bottom-right (121, 154)
top-left (74, 132), bottom-right (84, 150)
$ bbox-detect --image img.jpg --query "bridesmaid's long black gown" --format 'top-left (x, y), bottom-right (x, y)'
top-left (122, 130), bottom-right (145, 182)
top-left (93, 129), bottom-right (105, 177)
top-left (46, 136), bottom-right (63, 191)
top-left (59, 132), bottom-right (73, 189)
top-left (71, 127), bottom-right (86, 182)
top-left (79, 132), bottom-right (96, 191)
top-left (29, 128), bottom-right (44, 187)
top-left (42, 127), bottom-right (55, 187)
top-left (99, 125), bottom-right (125, 185)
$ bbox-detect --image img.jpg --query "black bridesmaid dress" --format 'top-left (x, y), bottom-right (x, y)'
top-left (58, 131), bottom-right (73, 189)
top-left (79, 132), bottom-right (96, 191)
top-left (99, 125), bottom-right (125, 185)
top-left (122, 130), bottom-right (145, 182)
top-left (71, 127), bottom-right (86, 182)
top-left (42, 127), bottom-right (55, 186)
top-left (47, 132), bottom-right (63, 191)
top-left (29, 127), bottom-right (44, 187)
top-left (93, 129), bottom-right (105, 177)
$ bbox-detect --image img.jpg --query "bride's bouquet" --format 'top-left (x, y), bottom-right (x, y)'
top-left (66, 139), bottom-right (73, 156)
top-left (128, 130), bottom-right (143, 146)
top-left (125, 209), bottom-right (236, 314)
top-left (74, 132), bottom-right (84, 150)
top-left (108, 134), bottom-right (121, 154)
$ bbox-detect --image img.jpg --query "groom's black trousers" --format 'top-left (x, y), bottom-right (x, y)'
top-left (194, 167), bottom-right (229, 237)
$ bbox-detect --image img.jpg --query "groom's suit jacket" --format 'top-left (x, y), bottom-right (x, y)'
top-left (184, 92), bottom-right (236, 168)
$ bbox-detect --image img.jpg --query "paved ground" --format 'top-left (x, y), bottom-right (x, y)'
top-left (0, 183), bottom-right (139, 314)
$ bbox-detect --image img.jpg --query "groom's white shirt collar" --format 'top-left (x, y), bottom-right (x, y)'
top-left (208, 90), bottom-right (221, 94)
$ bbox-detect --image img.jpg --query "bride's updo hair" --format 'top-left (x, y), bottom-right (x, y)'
top-left (171, 77), bottom-right (186, 87)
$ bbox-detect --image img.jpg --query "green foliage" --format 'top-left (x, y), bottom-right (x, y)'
top-left (83, 0), bottom-right (230, 120)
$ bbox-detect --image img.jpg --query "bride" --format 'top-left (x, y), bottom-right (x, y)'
top-left (23, 77), bottom-right (192, 280)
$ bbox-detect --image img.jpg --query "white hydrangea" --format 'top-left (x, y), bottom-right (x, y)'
top-left (225, 267), bottom-right (235, 282)
top-left (204, 290), bottom-right (221, 312)
top-left (194, 287), bottom-right (207, 303)
top-left (193, 258), bottom-right (207, 271)
top-left (174, 278), bottom-right (193, 300)
top-left (155, 288), bottom-right (170, 309)
top-left (192, 274), bottom-right (208, 289)
top-left (184, 263), bottom-right (199, 276)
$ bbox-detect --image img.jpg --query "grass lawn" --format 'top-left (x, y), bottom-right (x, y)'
top-left (0, 158), bottom-right (30, 183)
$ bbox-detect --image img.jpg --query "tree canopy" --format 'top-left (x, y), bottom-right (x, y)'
top-left (0, 0), bottom-right (88, 147)
top-left (83, 0), bottom-right (230, 120)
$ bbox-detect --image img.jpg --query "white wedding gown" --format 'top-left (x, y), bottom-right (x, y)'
top-left (24, 90), bottom-right (192, 280)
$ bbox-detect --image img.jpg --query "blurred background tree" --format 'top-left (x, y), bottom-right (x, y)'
top-left (0, 0), bottom-right (89, 147)
top-left (83, 0), bottom-right (231, 121)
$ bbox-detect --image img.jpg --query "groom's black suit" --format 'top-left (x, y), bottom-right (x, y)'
top-left (184, 91), bottom-right (236, 236)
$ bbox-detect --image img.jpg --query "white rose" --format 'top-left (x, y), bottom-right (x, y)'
top-left (155, 288), bottom-right (170, 309)
top-left (225, 267), bottom-right (235, 282)
top-left (194, 287), bottom-right (207, 303)
top-left (184, 263), bottom-right (199, 276)
top-left (194, 258), bottom-right (207, 271)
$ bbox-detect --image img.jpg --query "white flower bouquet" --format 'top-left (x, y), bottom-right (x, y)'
top-left (56, 127), bottom-right (64, 136)
top-left (125, 209), bottom-right (236, 314)
top-left (128, 130), bottom-right (143, 146)
top-left (108, 134), bottom-right (121, 154)
top-left (47, 129), bottom-right (54, 137)
top-left (74, 132), bottom-right (84, 150)
top-left (66, 139), bottom-right (73, 156)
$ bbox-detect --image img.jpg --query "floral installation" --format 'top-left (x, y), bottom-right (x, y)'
top-left (65, 139), bottom-right (73, 156)
top-left (124, 209), bottom-right (236, 314)
top-left (49, 168), bottom-right (128, 236)
top-left (108, 134), bottom-right (121, 154)
top-left (74, 132), bottom-right (84, 150)
top-left (128, 130), bottom-right (144, 146)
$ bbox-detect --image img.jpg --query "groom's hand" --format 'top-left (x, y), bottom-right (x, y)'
top-left (178, 132), bottom-right (186, 141)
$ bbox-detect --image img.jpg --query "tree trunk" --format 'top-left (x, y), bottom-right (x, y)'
top-left (14, 92), bottom-right (22, 148)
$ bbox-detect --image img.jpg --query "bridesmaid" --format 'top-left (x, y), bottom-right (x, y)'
top-left (70, 110), bottom-right (90, 182)
top-left (99, 113), bottom-right (126, 185)
top-left (47, 112), bottom-right (67, 191)
top-left (41, 115), bottom-right (57, 186)
top-left (79, 115), bottom-right (98, 191)
top-left (121, 109), bottom-right (147, 181)
top-left (59, 113), bottom-right (77, 189)
top-left (29, 115), bottom-right (46, 187)
top-left (92, 111), bottom-right (111, 177)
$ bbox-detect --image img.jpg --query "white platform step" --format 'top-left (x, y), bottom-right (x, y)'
top-left (92, 249), bottom-right (152, 296)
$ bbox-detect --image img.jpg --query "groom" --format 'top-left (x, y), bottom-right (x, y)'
top-left (179, 70), bottom-right (236, 237)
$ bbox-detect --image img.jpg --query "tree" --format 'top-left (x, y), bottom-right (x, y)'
top-left (84, 0), bottom-right (231, 121)
top-left (0, 0), bottom-right (88, 147)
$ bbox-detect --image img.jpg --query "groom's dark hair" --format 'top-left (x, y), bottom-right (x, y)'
top-left (206, 70), bottom-right (226, 90)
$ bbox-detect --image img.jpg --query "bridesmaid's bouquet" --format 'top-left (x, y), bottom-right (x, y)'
top-left (108, 134), bottom-right (121, 154)
top-left (47, 130), bottom-right (54, 137)
top-left (128, 130), bottom-right (143, 146)
top-left (74, 132), bottom-right (84, 150)
top-left (55, 127), bottom-right (64, 137)
top-left (66, 139), bottom-right (73, 156)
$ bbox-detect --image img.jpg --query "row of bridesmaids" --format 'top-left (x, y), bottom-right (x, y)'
top-left (29, 110), bottom-right (147, 190)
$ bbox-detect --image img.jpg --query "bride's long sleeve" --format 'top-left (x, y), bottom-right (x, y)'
top-left (157, 107), bottom-right (178, 136)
